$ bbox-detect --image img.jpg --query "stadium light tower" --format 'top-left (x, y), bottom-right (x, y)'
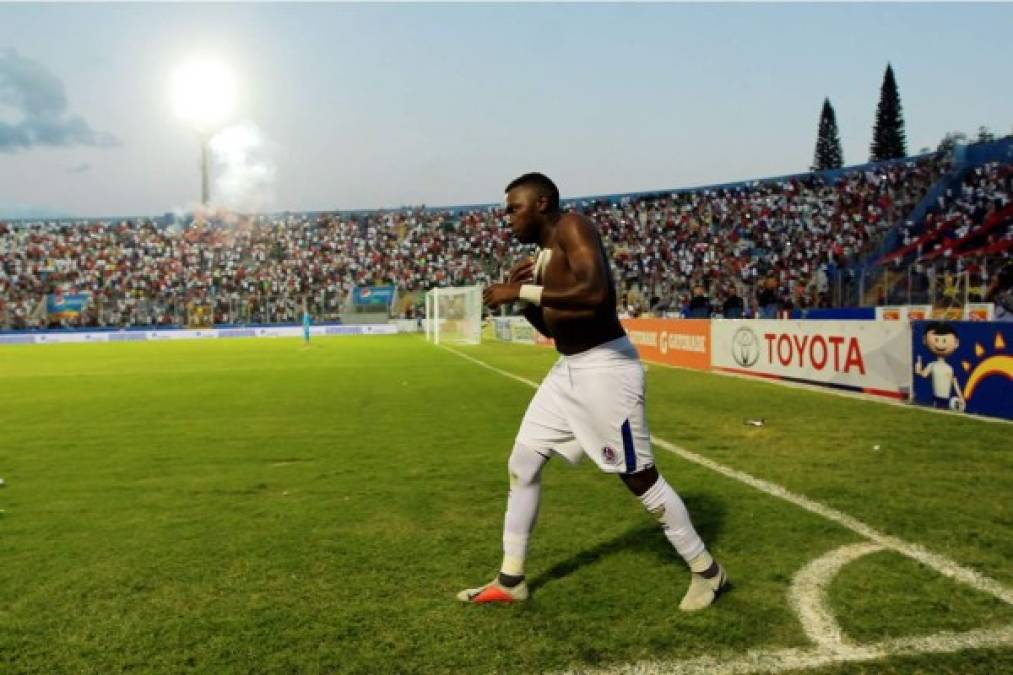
top-left (171, 59), bottom-right (237, 206)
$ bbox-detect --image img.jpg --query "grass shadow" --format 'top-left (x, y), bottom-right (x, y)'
top-left (529, 491), bottom-right (725, 592)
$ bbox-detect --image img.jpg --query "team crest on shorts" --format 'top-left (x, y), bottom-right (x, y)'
top-left (601, 445), bottom-right (622, 466)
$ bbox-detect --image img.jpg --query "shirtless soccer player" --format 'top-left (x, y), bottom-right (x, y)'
top-left (457, 172), bottom-right (727, 611)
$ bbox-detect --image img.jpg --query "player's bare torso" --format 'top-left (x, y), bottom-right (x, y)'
top-left (540, 215), bottom-right (625, 355)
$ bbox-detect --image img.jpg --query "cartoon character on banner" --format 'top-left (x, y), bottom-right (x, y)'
top-left (914, 322), bottom-right (966, 411)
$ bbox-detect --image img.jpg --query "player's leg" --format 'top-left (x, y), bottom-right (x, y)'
top-left (620, 465), bottom-right (727, 611)
top-left (568, 350), bottom-right (727, 611)
top-left (501, 442), bottom-right (549, 583)
top-left (458, 361), bottom-right (572, 604)
top-left (457, 442), bottom-right (549, 603)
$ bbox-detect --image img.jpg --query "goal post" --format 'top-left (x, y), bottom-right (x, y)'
top-left (425, 285), bottom-right (482, 345)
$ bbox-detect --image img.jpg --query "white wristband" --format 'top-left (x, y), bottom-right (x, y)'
top-left (519, 284), bottom-right (544, 306)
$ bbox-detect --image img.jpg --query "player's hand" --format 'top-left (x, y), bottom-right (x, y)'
top-left (483, 283), bottom-right (520, 309)
top-left (508, 258), bottom-right (535, 284)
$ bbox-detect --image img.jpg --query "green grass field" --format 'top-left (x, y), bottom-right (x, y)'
top-left (1, 334), bottom-right (1010, 674)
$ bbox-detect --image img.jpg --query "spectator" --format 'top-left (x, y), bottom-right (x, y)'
top-left (721, 286), bottom-right (744, 319)
top-left (986, 261), bottom-right (1013, 321)
top-left (757, 277), bottom-right (781, 319)
top-left (686, 285), bottom-right (712, 318)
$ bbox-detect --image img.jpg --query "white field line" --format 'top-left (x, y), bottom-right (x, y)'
top-left (787, 543), bottom-right (885, 649)
top-left (442, 344), bottom-right (1012, 606)
top-left (563, 624), bottom-right (1013, 675)
top-left (647, 435), bottom-right (1013, 606)
top-left (443, 344), bottom-right (1013, 672)
top-left (441, 344), bottom-right (542, 389)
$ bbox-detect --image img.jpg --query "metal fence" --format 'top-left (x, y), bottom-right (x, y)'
top-left (841, 256), bottom-right (998, 309)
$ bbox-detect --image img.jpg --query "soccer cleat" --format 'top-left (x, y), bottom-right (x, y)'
top-left (679, 564), bottom-right (728, 612)
top-left (456, 578), bottom-right (530, 604)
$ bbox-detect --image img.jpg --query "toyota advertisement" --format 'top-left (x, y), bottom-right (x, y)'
top-left (711, 320), bottom-right (913, 398)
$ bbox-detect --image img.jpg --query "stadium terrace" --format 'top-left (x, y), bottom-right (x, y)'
top-left (0, 140), bottom-right (1010, 331)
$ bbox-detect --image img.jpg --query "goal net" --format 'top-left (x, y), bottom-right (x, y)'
top-left (425, 285), bottom-right (482, 345)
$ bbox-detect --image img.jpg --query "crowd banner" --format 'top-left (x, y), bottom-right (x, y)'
top-left (623, 318), bottom-right (710, 369)
top-left (351, 286), bottom-right (396, 308)
top-left (711, 320), bottom-right (912, 399)
top-left (910, 320), bottom-right (1012, 420)
top-left (46, 293), bottom-right (91, 320)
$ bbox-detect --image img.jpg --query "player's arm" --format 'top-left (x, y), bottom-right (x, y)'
top-left (484, 215), bottom-right (607, 310)
top-left (504, 256), bottom-right (551, 336)
top-left (537, 216), bottom-right (609, 310)
top-left (483, 216), bottom-right (608, 310)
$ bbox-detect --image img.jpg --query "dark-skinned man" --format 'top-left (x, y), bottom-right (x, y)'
top-left (458, 173), bottom-right (727, 611)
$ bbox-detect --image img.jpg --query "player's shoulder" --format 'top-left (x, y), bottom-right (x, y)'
top-left (555, 212), bottom-right (598, 243)
top-left (558, 211), bottom-right (593, 228)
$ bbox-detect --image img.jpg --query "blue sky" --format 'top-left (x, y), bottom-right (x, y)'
top-left (0, 2), bottom-right (1010, 218)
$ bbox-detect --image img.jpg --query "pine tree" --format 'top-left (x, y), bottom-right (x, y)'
top-left (870, 63), bottom-right (907, 161)
top-left (937, 131), bottom-right (967, 155)
top-left (977, 126), bottom-right (996, 143)
top-left (812, 98), bottom-right (844, 171)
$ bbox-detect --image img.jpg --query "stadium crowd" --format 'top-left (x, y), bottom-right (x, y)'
top-left (881, 160), bottom-right (1013, 306)
top-left (5, 151), bottom-right (1005, 330)
top-left (583, 153), bottom-right (950, 317)
top-left (902, 160), bottom-right (1012, 259)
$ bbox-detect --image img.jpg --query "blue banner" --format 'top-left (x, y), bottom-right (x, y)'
top-left (46, 293), bottom-right (90, 320)
top-left (351, 286), bottom-right (395, 307)
top-left (911, 321), bottom-right (1012, 420)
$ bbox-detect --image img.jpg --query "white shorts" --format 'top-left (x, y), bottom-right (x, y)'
top-left (515, 335), bottom-right (655, 474)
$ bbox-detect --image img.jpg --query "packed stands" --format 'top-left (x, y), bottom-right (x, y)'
top-left (873, 156), bottom-right (1012, 306)
top-left (3, 142), bottom-right (1011, 330)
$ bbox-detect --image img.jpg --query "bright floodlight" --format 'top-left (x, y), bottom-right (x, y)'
top-left (172, 59), bottom-right (236, 131)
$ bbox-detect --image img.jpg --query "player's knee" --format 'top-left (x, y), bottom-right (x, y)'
top-left (620, 465), bottom-right (659, 497)
top-left (508, 443), bottom-right (545, 487)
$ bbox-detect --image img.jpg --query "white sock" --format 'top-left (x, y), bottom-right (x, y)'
top-left (638, 476), bottom-right (707, 564)
top-left (687, 550), bottom-right (715, 575)
top-left (501, 444), bottom-right (547, 577)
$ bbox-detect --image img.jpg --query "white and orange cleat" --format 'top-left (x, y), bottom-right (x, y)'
top-left (456, 578), bottom-right (529, 604)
